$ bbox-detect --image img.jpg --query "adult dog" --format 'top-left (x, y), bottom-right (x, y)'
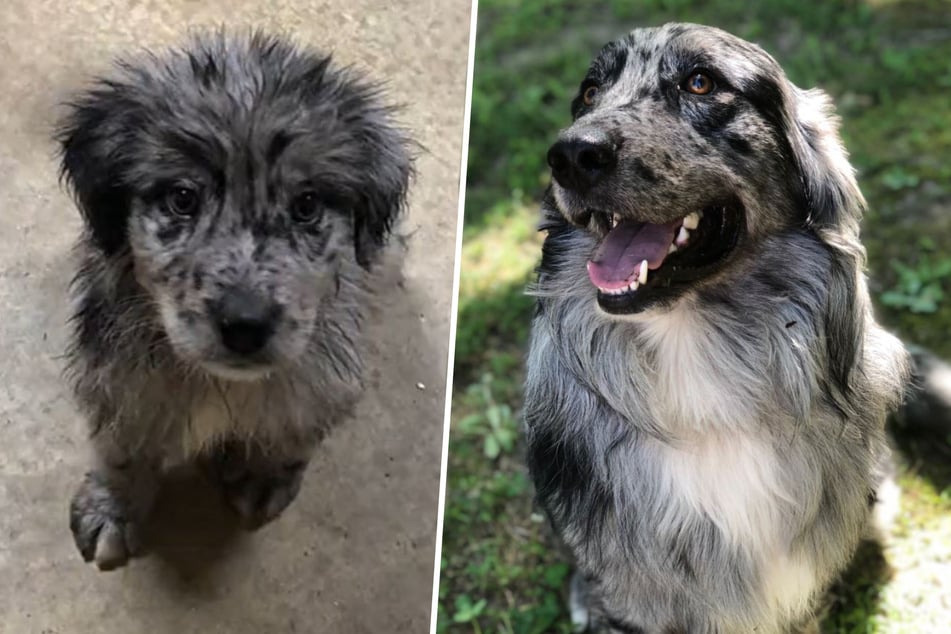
top-left (58, 31), bottom-right (412, 570)
top-left (524, 23), bottom-right (909, 633)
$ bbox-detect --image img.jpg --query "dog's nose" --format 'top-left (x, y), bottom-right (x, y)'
top-left (547, 136), bottom-right (616, 191)
top-left (211, 287), bottom-right (282, 356)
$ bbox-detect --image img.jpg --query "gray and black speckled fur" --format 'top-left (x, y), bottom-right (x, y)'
top-left (56, 31), bottom-right (412, 569)
top-left (524, 24), bottom-right (910, 633)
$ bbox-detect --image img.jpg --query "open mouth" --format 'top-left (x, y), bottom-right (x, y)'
top-left (585, 201), bottom-right (743, 313)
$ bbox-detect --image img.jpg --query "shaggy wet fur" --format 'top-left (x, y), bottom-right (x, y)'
top-left (57, 31), bottom-right (412, 569)
top-left (524, 24), bottom-right (910, 633)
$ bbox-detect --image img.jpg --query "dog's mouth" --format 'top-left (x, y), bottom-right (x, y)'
top-left (585, 200), bottom-right (743, 313)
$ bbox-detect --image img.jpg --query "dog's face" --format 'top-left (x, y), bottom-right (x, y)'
top-left (59, 33), bottom-right (411, 379)
top-left (548, 23), bottom-right (861, 315)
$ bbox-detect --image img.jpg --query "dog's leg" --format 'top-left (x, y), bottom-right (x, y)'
top-left (202, 439), bottom-right (313, 528)
top-left (69, 432), bottom-right (161, 570)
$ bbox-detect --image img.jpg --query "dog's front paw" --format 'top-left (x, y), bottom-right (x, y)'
top-left (205, 443), bottom-right (307, 528)
top-left (69, 472), bottom-right (143, 570)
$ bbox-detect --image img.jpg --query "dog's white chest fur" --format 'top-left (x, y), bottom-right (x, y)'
top-left (637, 305), bottom-right (818, 620)
top-left (652, 435), bottom-right (817, 620)
top-left (636, 303), bottom-right (761, 430)
top-left (178, 382), bottom-right (269, 456)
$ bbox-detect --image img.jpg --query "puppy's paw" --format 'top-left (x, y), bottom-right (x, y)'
top-left (69, 472), bottom-right (143, 570)
top-left (205, 443), bottom-right (307, 528)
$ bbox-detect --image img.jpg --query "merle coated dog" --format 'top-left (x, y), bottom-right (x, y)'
top-left (524, 23), bottom-right (910, 633)
top-left (57, 31), bottom-right (412, 570)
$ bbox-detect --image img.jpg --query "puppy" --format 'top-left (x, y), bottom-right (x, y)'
top-left (524, 23), bottom-right (909, 633)
top-left (57, 31), bottom-right (412, 570)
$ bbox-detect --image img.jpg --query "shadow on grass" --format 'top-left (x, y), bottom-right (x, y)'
top-left (822, 539), bottom-right (893, 633)
top-left (892, 424), bottom-right (951, 497)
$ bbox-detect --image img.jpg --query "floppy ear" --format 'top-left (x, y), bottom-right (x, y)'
top-left (785, 86), bottom-right (867, 413)
top-left (353, 125), bottom-right (413, 268)
top-left (57, 85), bottom-right (138, 255)
top-left (820, 244), bottom-right (864, 416)
top-left (786, 87), bottom-right (865, 236)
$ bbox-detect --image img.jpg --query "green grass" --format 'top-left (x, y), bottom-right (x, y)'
top-left (440, 1), bottom-right (951, 631)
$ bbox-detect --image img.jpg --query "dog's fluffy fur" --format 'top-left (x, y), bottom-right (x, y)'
top-left (57, 31), bottom-right (412, 569)
top-left (524, 24), bottom-right (910, 633)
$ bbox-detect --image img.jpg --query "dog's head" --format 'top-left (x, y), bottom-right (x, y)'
top-left (58, 32), bottom-right (412, 380)
top-left (548, 23), bottom-right (863, 315)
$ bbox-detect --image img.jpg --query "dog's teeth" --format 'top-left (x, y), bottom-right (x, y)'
top-left (676, 226), bottom-right (690, 246)
top-left (611, 214), bottom-right (619, 228)
top-left (629, 281), bottom-right (639, 291)
top-left (668, 243), bottom-right (678, 254)
top-left (638, 260), bottom-right (648, 285)
top-left (683, 212), bottom-right (700, 230)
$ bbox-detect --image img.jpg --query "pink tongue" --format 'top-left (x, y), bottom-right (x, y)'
top-left (587, 219), bottom-right (680, 290)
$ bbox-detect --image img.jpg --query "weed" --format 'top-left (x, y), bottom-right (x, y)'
top-left (880, 251), bottom-right (951, 314)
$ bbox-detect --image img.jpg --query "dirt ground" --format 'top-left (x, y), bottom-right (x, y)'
top-left (0, 1), bottom-right (469, 632)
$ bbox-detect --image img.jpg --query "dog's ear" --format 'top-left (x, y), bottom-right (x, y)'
top-left (353, 126), bottom-right (413, 268)
top-left (785, 86), bottom-right (866, 414)
top-left (785, 87), bottom-right (865, 236)
top-left (57, 86), bottom-right (137, 256)
top-left (821, 244), bottom-right (864, 416)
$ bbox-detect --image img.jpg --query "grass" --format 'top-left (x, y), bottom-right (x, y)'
top-left (439, 1), bottom-right (951, 632)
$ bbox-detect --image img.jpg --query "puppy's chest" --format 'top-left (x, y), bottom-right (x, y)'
top-left (167, 383), bottom-right (290, 457)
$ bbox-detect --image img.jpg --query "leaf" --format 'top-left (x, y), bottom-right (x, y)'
top-left (487, 405), bottom-right (502, 430)
top-left (932, 259), bottom-right (951, 278)
top-left (879, 291), bottom-right (910, 307)
top-left (909, 293), bottom-right (938, 314)
top-left (458, 413), bottom-right (485, 434)
top-left (542, 562), bottom-right (572, 588)
top-left (452, 594), bottom-right (487, 623)
top-left (484, 434), bottom-right (501, 460)
top-left (880, 167), bottom-right (918, 191)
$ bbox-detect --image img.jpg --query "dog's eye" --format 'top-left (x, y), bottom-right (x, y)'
top-left (582, 85), bottom-right (599, 106)
top-left (290, 192), bottom-right (324, 225)
top-left (682, 72), bottom-right (715, 95)
top-left (166, 186), bottom-right (201, 217)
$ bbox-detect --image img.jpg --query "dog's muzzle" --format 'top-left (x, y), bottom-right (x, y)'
top-left (208, 285), bottom-right (283, 356)
top-left (547, 132), bottom-right (617, 193)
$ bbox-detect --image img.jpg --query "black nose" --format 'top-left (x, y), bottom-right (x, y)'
top-left (211, 287), bottom-right (282, 356)
top-left (547, 136), bottom-right (617, 191)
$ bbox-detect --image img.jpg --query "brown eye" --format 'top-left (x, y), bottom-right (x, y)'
top-left (683, 72), bottom-right (715, 95)
top-left (582, 85), bottom-right (599, 106)
top-left (166, 186), bottom-right (200, 217)
top-left (290, 191), bottom-right (323, 225)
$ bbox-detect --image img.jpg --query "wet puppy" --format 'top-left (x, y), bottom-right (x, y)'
top-left (57, 31), bottom-right (412, 569)
top-left (524, 23), bottom-right (909, 632)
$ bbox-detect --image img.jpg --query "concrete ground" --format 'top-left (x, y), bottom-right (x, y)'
top-left (0, 1), bottom-right (469, 632)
